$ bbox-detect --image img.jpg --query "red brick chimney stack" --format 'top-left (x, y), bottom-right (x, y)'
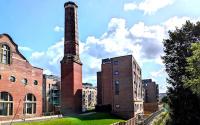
top-left (61, 1), bottom-right (82, 114)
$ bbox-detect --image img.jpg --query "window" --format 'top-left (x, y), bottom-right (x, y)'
top-left (133, 62), bottom-right (135, 69)
top-left (9, 76), bottom-right (16, 82)
top-left (24, 94), bottom-right (36, 114)
top-left (0, 44), bottom-right (11, 64)
top-left (115, 104), bottom-right (120, 108)
top-left (114, 71), bottom-right (119, 75)
top-left (0, 92), bottom-right (13, 116)
top-left (134, 104), bottom-right (137, 112)
top-left (115, 80), bottom-right (119, 84)
top-left (115, 81), bottom-right (119, 95)
top-left (113, 60), bottom-right (118, 65)
top-left (34, 80), bottom-right (38, 85)
top-left (22, 78), bottom-right (28, 85)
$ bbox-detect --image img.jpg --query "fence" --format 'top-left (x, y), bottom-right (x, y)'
top-left (111, 109), bottom-right (164, 125)
top-left (143, 109), bottom-right (164, 125)
top-left (111, 117), bottom-right (136, 125)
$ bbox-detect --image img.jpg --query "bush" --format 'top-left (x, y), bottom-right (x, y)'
top-left (152, 112), bottom-right (169, 125)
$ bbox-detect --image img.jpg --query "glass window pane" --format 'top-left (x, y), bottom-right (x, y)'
top-left (9, 94), bottom-right (13, 101)
top-left (27, 103), bottom-right (32, 114)
top-left (10, 76), bottom-right (16, 82)
top-left (1, 92), bottom-right (8, 101)
top-left (34, 80), bottom-right (38, 85)
top-left (9, 103), bottom-right (13, 115)
top-left (0, 92), bottom-right (13, 116)
top-left (24, 94), bottom-right (36, 114)
top-left (0, 44), bottom-right (10, 64)
top-left (0, 103), bottom-right (8, 115)
top-left (115, 84), bottom-right (119, 95)
top-left (33, 103), bottom-right (36, 113)
top-left (27, 94), bottom-right (32, 101)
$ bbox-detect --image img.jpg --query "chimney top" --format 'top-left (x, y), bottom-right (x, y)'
top-left (64, 1), bottom-right (78, 8)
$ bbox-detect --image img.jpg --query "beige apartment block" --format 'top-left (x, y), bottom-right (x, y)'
top-left (82, 83), bottom-right (97, 111)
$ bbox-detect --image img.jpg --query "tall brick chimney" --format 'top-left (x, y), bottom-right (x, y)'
top-left (61, 1), bottom-right (82, 114)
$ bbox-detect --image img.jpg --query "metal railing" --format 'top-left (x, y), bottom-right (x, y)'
top-left (143, 109), bottom-right (164, 125)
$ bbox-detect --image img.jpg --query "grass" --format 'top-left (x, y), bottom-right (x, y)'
top-left (14, 112), bottom-right (125, 125)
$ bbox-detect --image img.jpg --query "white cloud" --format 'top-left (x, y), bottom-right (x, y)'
top-left (45, 39), bottom-right (64, 65)
top-left (54, 26), bottom-right (64, 32)
top-left (163, 16), bottom-right (200, 31)
top-left (30, 51), bottom-right (45, 60)
top-left (155, 56), bottom-right (164, 65)
top-left (19, 46), bottom-right (32, 52)
top-left (28, 16), bottom-right (199, 88)
top-left (150, 68), bottom-right (165, 78)
top-left (80, 16), bottom-right (199, 84)
top-left (43, 69), bottom-right (53, 75)
top-left (29, 37), bottom-right (86, 76)
top-left (130, 22), bottom-right (166, 41)
top-left (124, 3), bottom-right (137, 11)
top-left (124, 0), bottom-right (174, 15)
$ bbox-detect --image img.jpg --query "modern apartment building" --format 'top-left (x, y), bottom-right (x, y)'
top-left (97, 55), bottom-right (143, 119)
top-left (0, 34), bottom-right (43, 121)
top-left (43, 75), bottom-right (60, 114)
top-left (82, 83), bottom-right (97, 111)
top-left (142, 79), bottom-right (159, 112)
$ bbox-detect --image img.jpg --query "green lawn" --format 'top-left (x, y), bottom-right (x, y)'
top-left (14, 112), bottom-right (125, 125)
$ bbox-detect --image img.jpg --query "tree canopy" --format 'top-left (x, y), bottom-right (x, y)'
top-left (184, 42), bottom-right (200, 95)
top-left (162, 21), bottom-right (200, 125)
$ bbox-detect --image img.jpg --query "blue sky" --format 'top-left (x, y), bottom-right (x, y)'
top-left (1, 0), bottom-right (200, 93)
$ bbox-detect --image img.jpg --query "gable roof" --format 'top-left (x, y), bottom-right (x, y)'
top-left (0, 33), bottom-right (29, 62)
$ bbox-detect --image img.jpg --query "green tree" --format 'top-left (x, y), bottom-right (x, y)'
top-left (161, 96), bottom-right (168, 104)
top-left (162, 21), bottom-right (200, 125)
top-left (184, 43), bottom-right (200, 95)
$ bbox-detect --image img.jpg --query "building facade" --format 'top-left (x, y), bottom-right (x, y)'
top-left (60, 1), bottom-right (82, 114)
top-left (0, 34), bottom-right (43, 121)
top-left (82, 83), bottom-right (97, 112)
top-left (142, 79), bottom-right (159, 112)
top-left (43, 75), bottom-right (60, 114)
top-left (97, 55), bottom-right (143, 119)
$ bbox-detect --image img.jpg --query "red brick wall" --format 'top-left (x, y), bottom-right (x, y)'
top-left (98, 55), bottom-right (143, 119)
top-left (144, 103), bottom-right (158, 113)
top-left (61, 61), bottom-right (82, 114)
top-left (112, 56), bottom-right (135, 119)
top-left (0, 34), bottom-right (43, 121)
top-left (97, 72), bottom-right (102, 105)
top-left (101, 61), bottom-right (113, 105)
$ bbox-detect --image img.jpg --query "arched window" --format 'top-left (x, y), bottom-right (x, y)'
top-left (24, 94), bottom-right (36, 114)
top-left (0, 92), bottom-right (13, 116)
top-left (0, 44), bottom-right (11, 64)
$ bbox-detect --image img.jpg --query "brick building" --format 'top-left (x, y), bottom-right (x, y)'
top-left (82, 83), bottom-right (97, 112)
top-left (142, 79), bottom-right (159, 112)
top-left (0, 34), bottom-right (43, 121)
top-left (43, 75), bottom-right (60, 114)
top-left (60, 1), bottom-right (82, 114)
top-left (97, 55), bottom-right (143, 119)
